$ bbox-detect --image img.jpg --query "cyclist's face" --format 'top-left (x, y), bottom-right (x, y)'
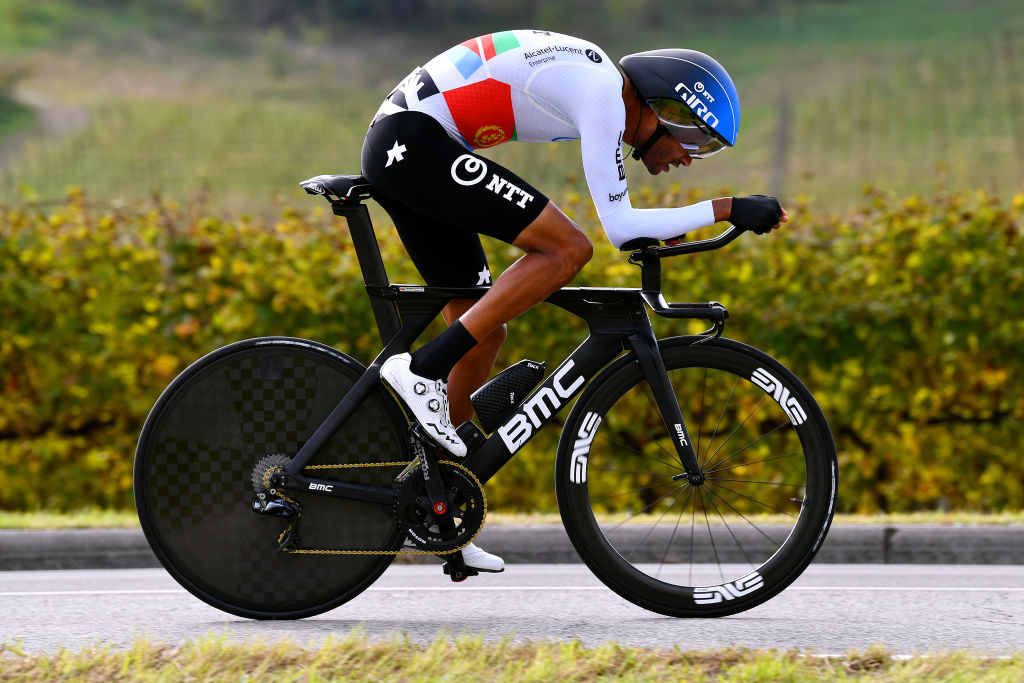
top-left (641, 134), bottom-right (693, 175)
top-left (636, 102), bottom-right (693, 175)
top-left (622, 78), bottom-right (694, 175)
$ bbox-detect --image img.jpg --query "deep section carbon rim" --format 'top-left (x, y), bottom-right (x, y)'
top-left (556, 338), bottom-right (837, 617)
top-left (134, 338), bottom-right (408, 619)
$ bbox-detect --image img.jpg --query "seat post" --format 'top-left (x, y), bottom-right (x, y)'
top-left (333, 203), bottom-right (402, 345)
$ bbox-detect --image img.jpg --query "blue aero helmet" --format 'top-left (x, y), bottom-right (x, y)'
top-left (619, 48), bottom-right (740, 158)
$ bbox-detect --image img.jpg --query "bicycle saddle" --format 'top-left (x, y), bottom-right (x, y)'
top-left (300, 174), bottom-right (374, 204)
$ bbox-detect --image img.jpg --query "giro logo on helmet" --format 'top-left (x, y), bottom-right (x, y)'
top-left (674, 82), bottom-right (719, 128)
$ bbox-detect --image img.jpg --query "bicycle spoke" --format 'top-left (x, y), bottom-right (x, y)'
top-left (599, 432), bottom-right (685, 473)
top-left (706, 477), bottom-right (804, 487)
top-left (701, 375), bottom-right (739, 468)
top-left (696, 366), bottom-right (708, 462)
top-left (706, 478), bottom-right (799, 518)
top-left (703, 395), bottom-right (767, 466)
top-left (704, 484), bottom-right (788, 547)
top-left (703, 485), bottom-right (756, 569)
top-left (654, 488), bottom-right (691, 580)
top-left (688, 482), bottom-right (697, 587)
top-left (601, 481), bottom-right (690, 530)
top-left (591, 466), bottom-right (681, 477)
top-left (698, 488), bottom-right (725, 584)
top-left (704, 420), bottom-right (792, 474)
top-left (705, 450), bottom-right (803, 475)
top-left (587, 479), bottom-right (680, 508)
top-left (626, 485), bottom-right (690, 563)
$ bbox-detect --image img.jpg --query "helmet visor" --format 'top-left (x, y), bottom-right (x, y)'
top-left (648, 98), bottom-right (728, 158)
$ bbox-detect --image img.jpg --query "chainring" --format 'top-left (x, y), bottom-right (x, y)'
top-left (394, 461), bottom-right (486, 553)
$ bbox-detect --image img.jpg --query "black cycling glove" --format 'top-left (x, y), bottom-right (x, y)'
top-left (730, 195), bottom-right (784, 234)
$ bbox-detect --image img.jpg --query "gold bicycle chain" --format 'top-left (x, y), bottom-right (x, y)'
top-left (264, 461), bottom-right (487, 557)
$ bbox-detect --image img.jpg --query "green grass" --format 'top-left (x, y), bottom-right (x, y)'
top-left (1, 0), bottom-right (1022, 212)
top-left (0, 509), bottom-right (140, 529)
top-left (0, 633), bottom-right (1020, 681)
top-left (2, 509), bottom-right (1021, 530)
top-left (0, 96), bottom-right (33, 139)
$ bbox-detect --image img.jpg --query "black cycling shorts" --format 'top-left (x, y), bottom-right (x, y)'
top-left (361, 111), bottom-right (548, 288)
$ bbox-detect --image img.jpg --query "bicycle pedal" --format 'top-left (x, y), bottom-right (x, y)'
top-left (442, 563), bottom-right (479, 582)
top-left (456, 421), bottom-right (486, 454)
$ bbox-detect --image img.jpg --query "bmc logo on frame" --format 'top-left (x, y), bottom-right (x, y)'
top-left (499, 361), bottom-right (585, 454)
top-left (693, 571), bottom-right (764, 604)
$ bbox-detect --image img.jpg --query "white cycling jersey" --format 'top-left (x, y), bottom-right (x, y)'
top-left (372, 30), bottom-right (716, 249)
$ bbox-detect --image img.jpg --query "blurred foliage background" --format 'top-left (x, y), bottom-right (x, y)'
top-left (0, 0), bottom-right (1021, 513)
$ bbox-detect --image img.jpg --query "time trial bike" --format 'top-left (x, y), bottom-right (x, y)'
top-left (133, 173), bottom-right (837, 620)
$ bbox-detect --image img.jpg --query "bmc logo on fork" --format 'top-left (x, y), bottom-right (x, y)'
top-left (673, 423), bottom-right (688, 447)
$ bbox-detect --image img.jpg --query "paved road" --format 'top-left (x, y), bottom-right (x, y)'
top-left (2, 564), bottom-right (1022, 655)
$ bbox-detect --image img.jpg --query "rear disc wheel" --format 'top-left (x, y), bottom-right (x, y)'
top-left (134, 338), bottom-right (409, 619)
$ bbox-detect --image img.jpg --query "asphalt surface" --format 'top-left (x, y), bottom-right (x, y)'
top-left (2, 565), bottom-right (1022, 654)
top-left (2, 523), bottom-right (1023, 571)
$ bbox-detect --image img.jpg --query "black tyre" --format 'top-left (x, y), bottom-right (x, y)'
top-left (555, 337), bottom-right (837, 617)
top-left (134, 338), bottom-right (409, 619)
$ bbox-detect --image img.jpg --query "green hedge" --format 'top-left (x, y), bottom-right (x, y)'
top-left (1, 187), bottom-right (1021, 512)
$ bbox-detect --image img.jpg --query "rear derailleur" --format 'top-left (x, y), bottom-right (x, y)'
top-left (250, 453), bottom-right (298, 518)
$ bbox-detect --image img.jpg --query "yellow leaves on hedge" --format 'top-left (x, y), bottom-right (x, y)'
top-left (151, 355), bottom-right (179, 381)
top-left (174, 317), bottom-right (200, 338)
top-left (2, 187), bottom-right (1023, 513)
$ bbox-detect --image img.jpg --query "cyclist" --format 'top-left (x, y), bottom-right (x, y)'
top-left (366, 30), bottom-right (787, 572)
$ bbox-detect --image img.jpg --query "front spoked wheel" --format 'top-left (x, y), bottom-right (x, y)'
top-left (556, 337), bottom-right (837, 617)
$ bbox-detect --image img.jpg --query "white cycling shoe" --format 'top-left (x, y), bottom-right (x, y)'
top-left (380, 353), bottom-right (467, 458)
top-left (462, 542), bottom-right (505, 573)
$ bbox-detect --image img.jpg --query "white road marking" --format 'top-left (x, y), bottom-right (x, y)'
top-left (1, 586), bottom-right (1023, 598)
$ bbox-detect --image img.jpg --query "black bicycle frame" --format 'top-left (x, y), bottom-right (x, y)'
top-left (278, 198), bottom-right (737, 502)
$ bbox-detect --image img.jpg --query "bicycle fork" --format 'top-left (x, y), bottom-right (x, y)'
top-left (627, 324), bottom-right (705, 484)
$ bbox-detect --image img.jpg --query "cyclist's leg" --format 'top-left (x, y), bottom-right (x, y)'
top-left (441, 298), bottom-right (506, 426)
top-left (361, 110), bottom-right (589, 449)
top-left (459, 202), bottom-right (592, 342)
